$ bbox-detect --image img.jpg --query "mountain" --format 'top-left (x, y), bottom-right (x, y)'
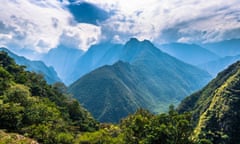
top-left (203, 39), bottom-right (240, 57)
top-left (69, 61), bottom-right (146, 122)
top-left (159, 43), bottom-right (220, 65)
top-left (178, 61), bottom-right (240, 144)
top-left (68, 42), bottom-right (123, 85)
top-left (69, 38), bottom-right (212, 122)
top-left (0, 47), bottom-right (60, 84)
top-left (198, 54), bottom-right (240, 76)
top-left (42, 45), bottom-right (84, 84)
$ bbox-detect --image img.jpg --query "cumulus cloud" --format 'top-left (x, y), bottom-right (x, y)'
top-left (59, 23), bottom-right (101, 50)
top-left (87, 0), bottom-right (240, 44)
top-left (0, 0), bottom-right (101, 54)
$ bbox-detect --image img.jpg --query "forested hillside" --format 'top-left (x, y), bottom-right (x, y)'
top-left (0, 51), bottom-right (98, 143)
top-left (178, 61), bottom-right (240, 144)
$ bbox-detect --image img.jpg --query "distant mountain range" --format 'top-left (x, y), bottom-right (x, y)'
top-left (69, 38), bottom-right (212, 122)
top-left (158, 40), bottom-right (240, 77)
top-left (39, 38), bottom-right (240, 86)
top-left (198, 54), bottom-right (240, 77)
top-left (0, 48), bottom-right (61, 84)
top-left (203, 39), bottom-right (240, 57)
top-left (178, 60), bottom-right (240, 144)
top-left (159, 43), bottom-right (220, 65)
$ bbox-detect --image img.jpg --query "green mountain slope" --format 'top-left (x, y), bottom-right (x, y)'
top-left (178, 61), bottom-right (240, 144)
top-left (0, 51), bottom-right (98, 144)
top-left (69, 61), bottom-right (158, 122)
top-left (69, 38), bottom-right (211, 123)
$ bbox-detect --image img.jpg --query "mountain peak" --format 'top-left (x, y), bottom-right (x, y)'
top-left (126, 38), bottom-right (140, 46)
top-left (120, 38), bottom-right (159, 63)
top-left (126, 38), bottom-right (153, 46)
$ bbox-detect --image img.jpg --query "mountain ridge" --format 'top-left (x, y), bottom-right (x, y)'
top-left (178, 60), bottom-right (240, 143)
top-left (68, 42), bottom-right (123, 85)
top-left (159, 42), bottom-right (220, 65)
top-left (0, 47), bottom-right (61, 84)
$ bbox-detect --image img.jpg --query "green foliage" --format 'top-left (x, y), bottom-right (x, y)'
top-left (120, 109), bottom-right (153, 143)
top-left (76, 107), bottom-right (196, 144)
top-left (0, 52), bottom-right (98, 144)
top-left (75, 126), bottom-right (123, 144)
top-left (120, 107), bottom-right (194, 144)
top-left (0, 67), bottom-right (12, 95)
top-left (0, 103), bottom-right (24, 130)
top-left (4, 84), bottom-right (30, 106)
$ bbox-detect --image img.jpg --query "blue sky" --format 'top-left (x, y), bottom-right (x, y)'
top-left (0, 0), bottom-right (240, 56)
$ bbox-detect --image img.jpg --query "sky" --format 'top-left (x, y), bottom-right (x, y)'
top-left (0, 0), bottom-right (240, 57)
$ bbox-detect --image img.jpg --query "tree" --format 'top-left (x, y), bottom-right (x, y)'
top-left (0, 103), bottom-right (24, 130)
top-left (145, 106), bottom-right (194, 144)
top-left (120, 109), bottom-right (153, 143)
top-left (0, 67), bottom-right (12, 95)
top-left (5, 84), bottom-right (30, 106)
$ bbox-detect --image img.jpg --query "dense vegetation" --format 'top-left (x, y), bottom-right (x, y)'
top-left (75, 106), bottom-right (212, 144)
top-left (0, 51), bottom-right (98, 143)
top-left (178, 61), bottom-right (240, 144)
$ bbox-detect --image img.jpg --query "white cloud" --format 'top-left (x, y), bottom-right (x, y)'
top-left (60, 23), bottom-right (101, 50)
top-left (87, 0), bottom-right (240, 44)
top-left (1, 0), bottom-right (240, 56)
top-left (0, 0), bottom-right (101, 53)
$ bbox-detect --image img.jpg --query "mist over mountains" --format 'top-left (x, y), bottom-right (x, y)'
top-left (42, 45), bottom-right (84, 84)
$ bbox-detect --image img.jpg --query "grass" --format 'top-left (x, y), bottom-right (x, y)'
top-left (193, 68), bottom-right (240, 138)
